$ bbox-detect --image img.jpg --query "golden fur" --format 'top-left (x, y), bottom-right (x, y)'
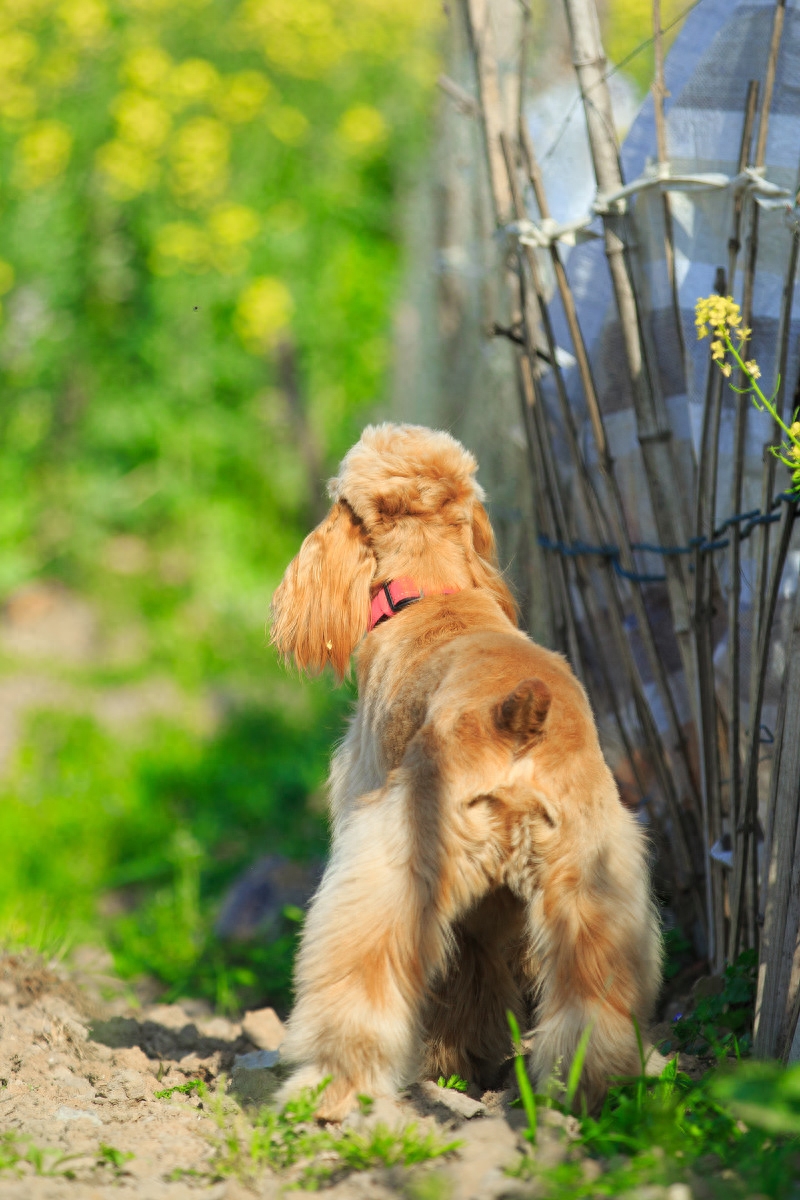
top-left (271, 423), bottom-right (662, 1119)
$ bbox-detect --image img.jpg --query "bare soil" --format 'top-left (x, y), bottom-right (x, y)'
top-left (0, 951), bottom-right (569, 1199)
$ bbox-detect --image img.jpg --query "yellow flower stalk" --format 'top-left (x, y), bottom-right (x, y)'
top-left (695, 295), bottom-right (800, 493)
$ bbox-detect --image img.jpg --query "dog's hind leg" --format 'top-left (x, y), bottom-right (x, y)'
top-left (519, 795), bottom-right (662, 1111)
top-left (422, 887), bottom-right (527, 1089)
top-left (278, 777), bottom-right (452, 1121)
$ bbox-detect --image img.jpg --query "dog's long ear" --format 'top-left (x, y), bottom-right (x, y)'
top-left (468, 501), bottom-right (518, 625)
top-left (270, 501), bottom-right (375, 682)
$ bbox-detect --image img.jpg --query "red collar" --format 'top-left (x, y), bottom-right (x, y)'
top-left (368, 578), bottom-right (459, 633)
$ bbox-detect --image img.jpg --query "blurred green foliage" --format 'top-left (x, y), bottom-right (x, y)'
top-left (603, 0), bottom-right (688, 94)
top-left (0, 0), bottom-right (439, 601)
top-left (0, 0), bottom-right (691, 1011)
top-left (0, 691), bottom-right (350, 1008)
top-left (0, 0), bottom-right (439, 1007)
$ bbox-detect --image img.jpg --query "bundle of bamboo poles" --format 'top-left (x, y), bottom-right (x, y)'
top-left (453, 0), bottom-right (800, 1058)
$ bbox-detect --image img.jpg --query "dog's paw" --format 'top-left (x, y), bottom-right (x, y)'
top-left (276, 1066), bottom-right (357, 1122)
top-left (642, 1045), bottom-right (670, 1077)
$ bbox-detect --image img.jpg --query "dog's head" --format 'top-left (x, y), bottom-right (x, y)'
top-left (271, 423), bottom-right (517, 680)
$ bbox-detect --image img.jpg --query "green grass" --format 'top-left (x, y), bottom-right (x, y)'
top-left (154, 1078), bottom-right (206, 1100)
top-left (662, 948), bottom-right (757, 1057)
top-left (0, 684), bottom-right (348, 1011)
top-left (499, 972), bottom-right (800, 1199)
top-left (206, 1079), bottom-right (461, 1186)
top-left (436, 1074), bottom-right (468, 1093)
top-left (519, 1056), bottom-right (800, 1199)
top-left (0, 1132), bottom-right (131, 1180)
top-left (0, 0), bottom-right (439, 1012)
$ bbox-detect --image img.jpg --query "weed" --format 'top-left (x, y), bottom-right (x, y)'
top-left (665, 949), bottom-right (757, 1057)
top-left (0, 1133), bottom-right (21, 1176)
top-left (507, 1009), bottom-right (538, 1143)
top-left (565, 1017), bottom-right (596, 1112)
top-left (154, 1078), bottom-right (207, 1100)
top-left (204, 1079), bottom-right (460, 1186)
top-left (662, 925), bottom-right (694, 981)
top-left (335, 1124), bottom-right (461, 1173)
top-left (712, 1059), bottom-right (800, 1135)
top-left (436, 1074), bottom-right (468, 1093)
top-left (514, 1054), bottom-right (800, 1198)
top-left (97, 1144), bottom-right (134, 1177)
top-left (0, 1131), bottom-right (80, 1178)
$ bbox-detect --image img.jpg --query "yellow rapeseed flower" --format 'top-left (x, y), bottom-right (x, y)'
top-left (123, 46), bottom-right (172, 92)
top-left (58, 0), bottom-right (109, 45)
top-left (744, 360), bottom-right (761, 380)
top-left (170, 59), bottom-right (220, 107)
top-left (151, 222), bottom-right (211, 274)
top-left (0, 83), bottom-right (38, 124)
top-left (0, 261), bottom-right (15, 295)
top-left (214, 71), bottom-right (270, 123)
top-left (113, 91), bottom-right (171, 152)
top-left (338, 104), bottom-right (387, 153)
top-left (241, 0), bottom-right (346, 79)
top-left (40, 50), bottom-right (79, 89)
top-left (208, 204), bottom-right (260, 246)
top-left (169, 117), bottom-right (229, 205)
top-left (267, 106), bottom-right (308, 145)
top-left (96, 138), bottom-right (159, 198)
top-left (234, 276), bottom-right (293, 349)
top-left (0, 31), bottom-right (37, 74)
top-left (695, 294), bottom-right (742, 338)
top-left (790, 422), bottom-right (800, 440)
top-left (710, 340), bottom-right (724, 361)
top-left (14, 120), bottom-right (73, 188)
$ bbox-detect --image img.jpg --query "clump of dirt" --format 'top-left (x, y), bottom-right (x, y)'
top-left (0, 951), bottom-right (254, 1198)
top-left (0, 951), bottom-right (555, 1199)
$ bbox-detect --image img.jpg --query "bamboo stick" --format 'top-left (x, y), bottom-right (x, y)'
top-left (502, 132), bottom-right (699, 897)
top-left (745, 168), bottom-right (800, 947)
top-left (691, 93), bottom-right (759, 959)
top-left (464, 0), bottom-right (513, 223)
top-left (753, 669), bottom-right (788, 1051)
top-left (731, 495), bottom-right (800, 972)
top-left (767, 569), bottom-right (800, 1060)
top-left (461, 0), bottom-right (583, 674)
top-left (517, 351), bottom-right (585, 673)
top-left (562, 0), bottom-right (713, 946)
top-left (728, 0), bottom-right (788, 961)
top-left (651, 0), bottom-right (685, 366)
top-left (561, 0), bottom-right (701, 725)
top-left (518, 118), bottom-right (703, 822)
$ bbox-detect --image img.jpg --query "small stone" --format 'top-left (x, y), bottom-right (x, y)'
top-left (55, 1105), bottom-right (102, 1125)
top-left (242, 1007), bottom-right (285, 1051)
top-left (230, 1048), bottom-right (283, 1106)
top-left (198, 1015), bottom-right (242, 1042)
top-left (111, 1068), bottom-right (148, 1101)
top-left (142, 1003), bottom-right (193, 1030)
top-left (418, 1080), bottom-right (487, 1120)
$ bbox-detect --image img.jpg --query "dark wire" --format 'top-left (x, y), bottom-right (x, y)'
top-left (538, 0), bottom-right (705, 167)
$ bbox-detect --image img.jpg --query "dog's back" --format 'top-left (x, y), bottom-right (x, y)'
top-left (271, 424), bottom-right (662, 1119)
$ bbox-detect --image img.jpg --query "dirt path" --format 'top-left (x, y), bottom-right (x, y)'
top-left (0, 953), bottom-right (585, 1199)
